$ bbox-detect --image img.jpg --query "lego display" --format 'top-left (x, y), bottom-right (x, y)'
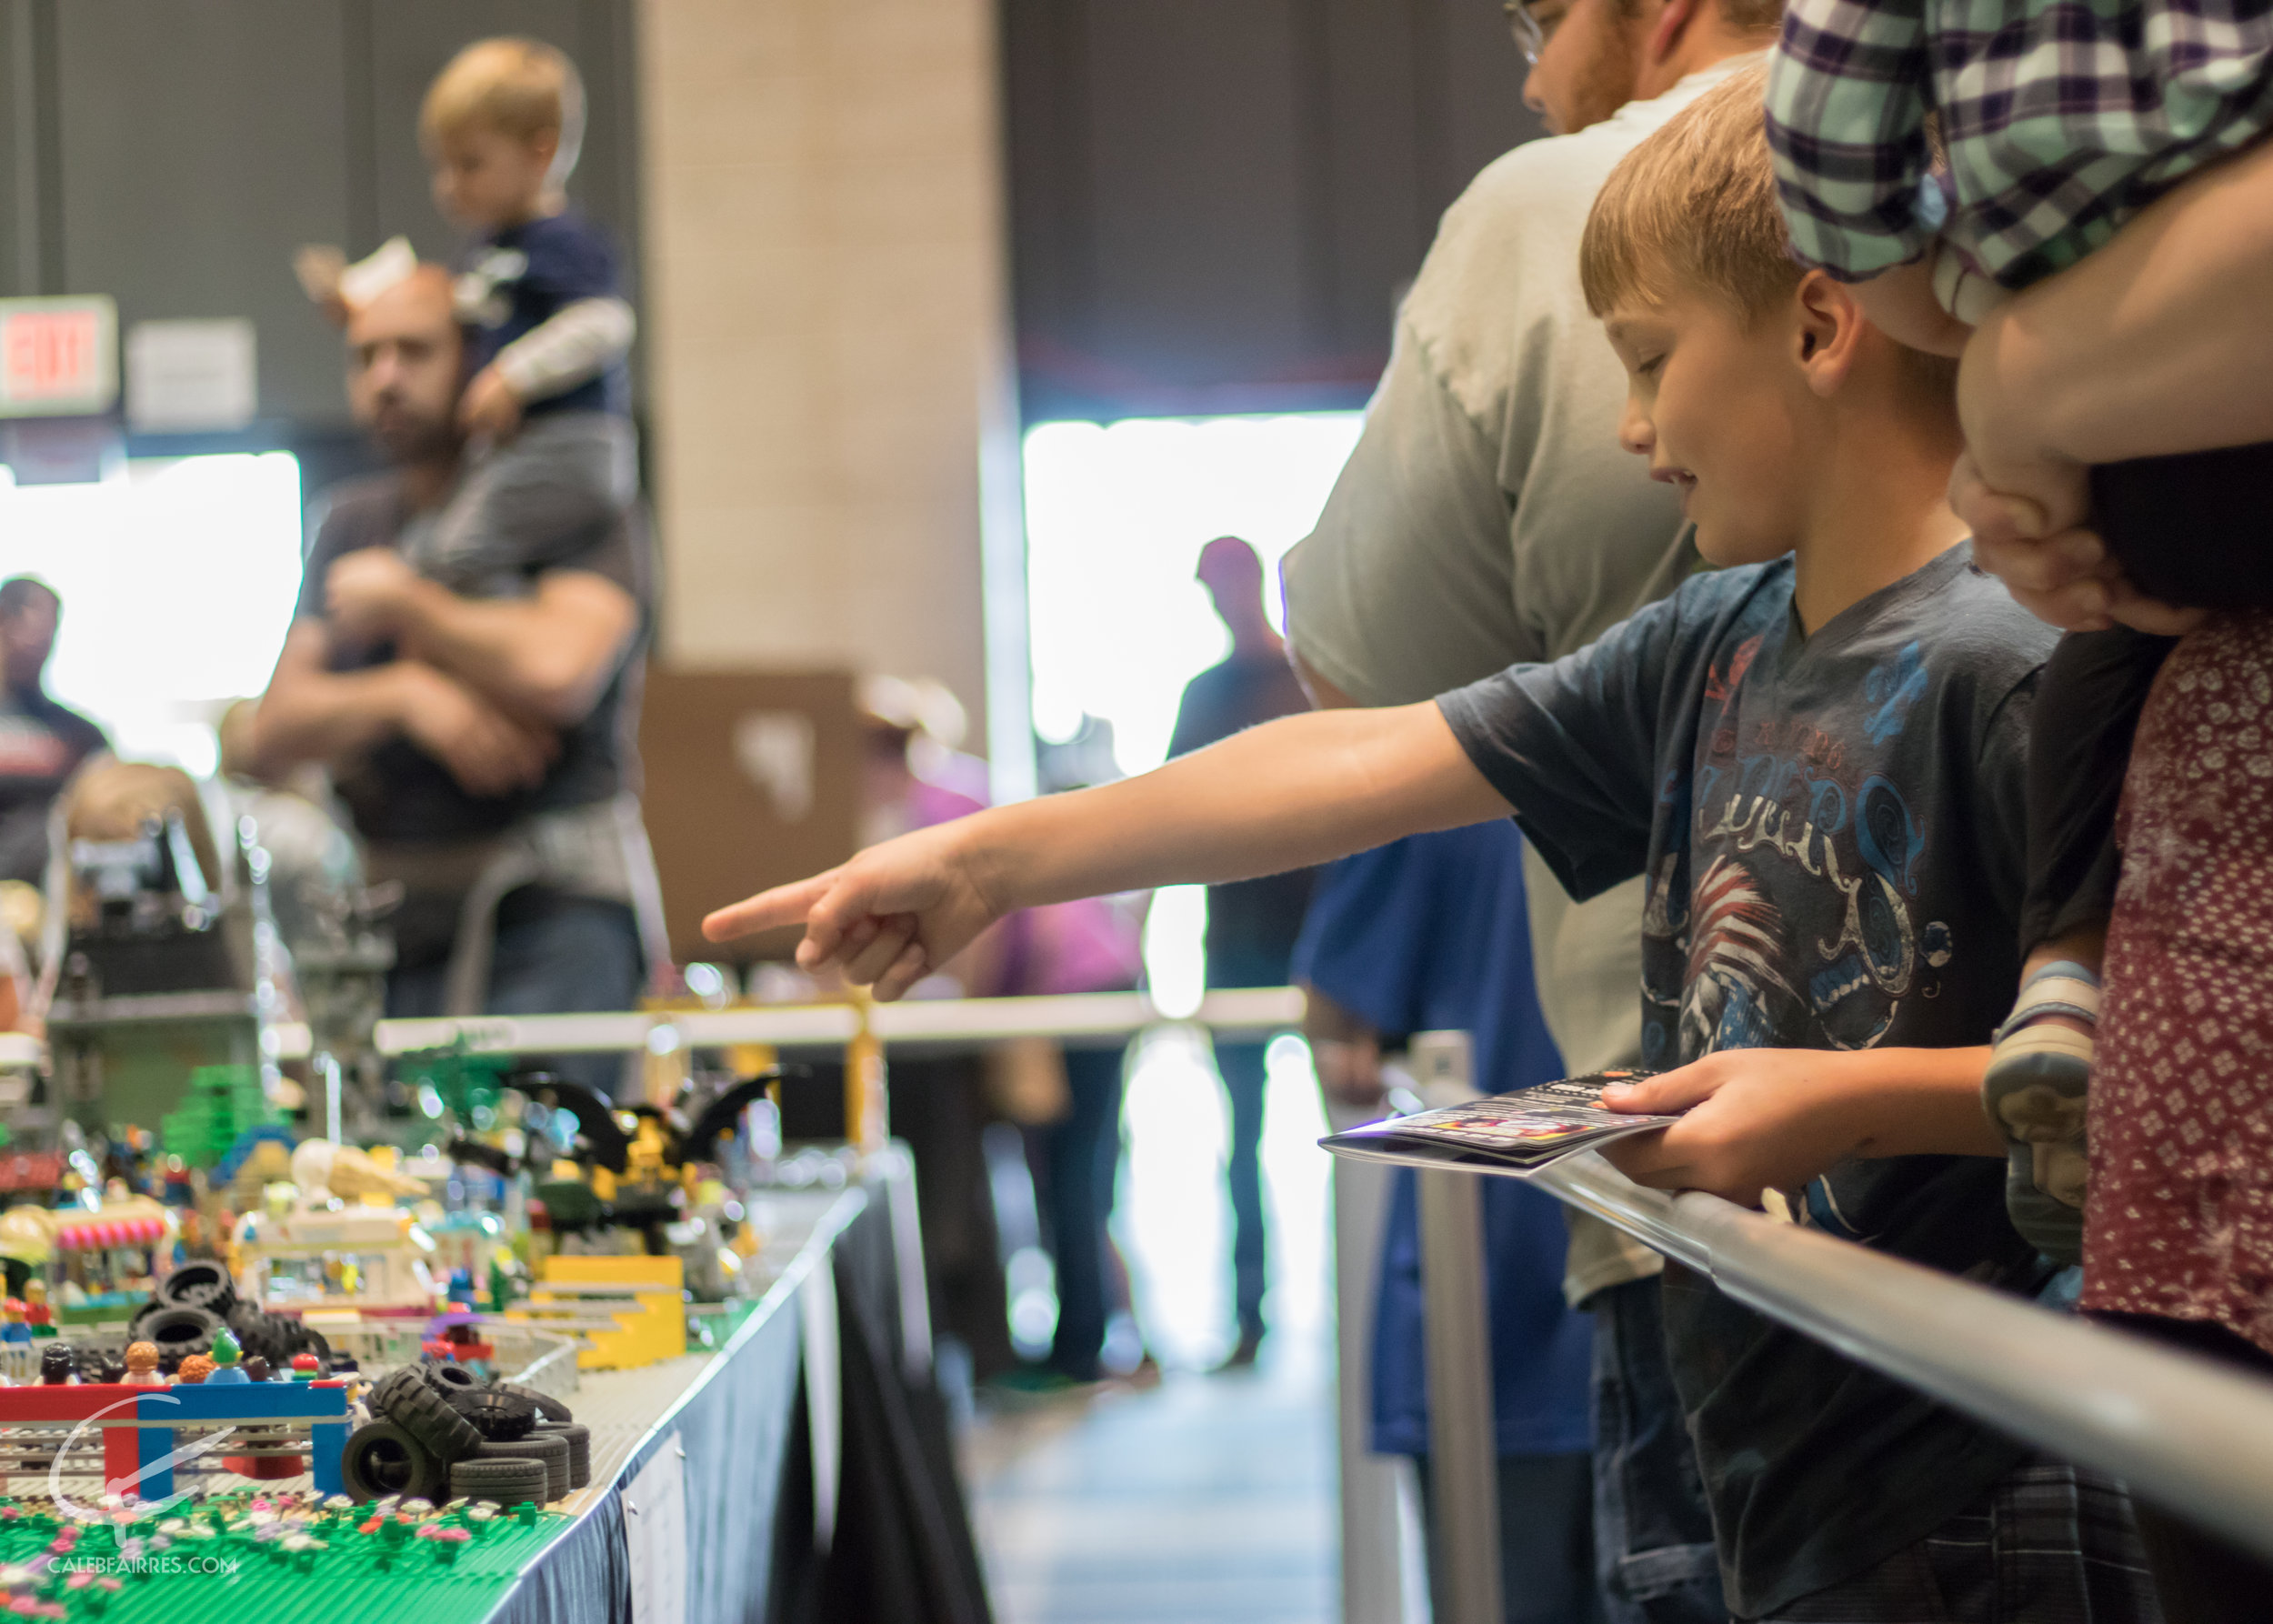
top-left (44, 772), bottom-right (272, 1138)
top-left (235, 1200), bottom-right (438, 1318)
top-left (0, 1491), bottom-right (571, 1624)
top-left (512, 1255), bottom-right (685, 1370)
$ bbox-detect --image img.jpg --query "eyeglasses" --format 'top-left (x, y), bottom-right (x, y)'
top-left (1503, 0), bottom-right (1545, 64)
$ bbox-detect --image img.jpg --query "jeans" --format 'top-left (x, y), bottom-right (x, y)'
top-left (1590, 1277), bottom-right (1725, 1624)
top-left (1415, 1449), bottom-right (1601, 1624)
top-left (387, 886), bottom-right (643, 1099)
top-left (1214, 1037), bottom-right (1269, 1338)
top-left (1041, 1044), bottom-right (1126, 1380)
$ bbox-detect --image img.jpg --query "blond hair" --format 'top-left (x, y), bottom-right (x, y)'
top-left (420, 37), bottom-right (586, 176)
top-left (1580, 65), bottom-right (1797, 322)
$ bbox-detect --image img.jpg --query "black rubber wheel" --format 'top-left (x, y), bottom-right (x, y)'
top-left (128, 1304), bottom-right (217, 1368)
top-left (448, 1456), bottom-right (547, 1507)
top-left (224, 1301), bottom-right (290, 1364)
top-left (460, 1388), bottom-right (538, 1440)
top-left (342, 1420), bottom-right (447, 1504)
top-left (426, 1360), bottom-right (482, 1398)
top-left (471, 1432), bottom-right (568, 1501)
top-left (155, 1260), bottom-right (236, 1318)
top-left (536, 1421), bottom-right (592, 1489)
top-left (495, 1381), bottom-right (572, 1423)
top-left (368, 1368), bottom-right (483, 1464)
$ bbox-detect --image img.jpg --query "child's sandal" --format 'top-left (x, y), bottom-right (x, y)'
top-left (1981, 960), bottom-right (2098, 1264)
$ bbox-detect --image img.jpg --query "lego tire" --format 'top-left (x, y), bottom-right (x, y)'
top-left (127, 1304), bottom-right (218, 1369)
top-left (471, 1432), bottom-right (568, 1501)
top-left (494, 1380), bottom-right (572, 1423)
top-left (459, 1388), bottom-right (540, 1440)
top-left (155, 1260), bottom-right (237, 1318)
top-left (448, 1456), bottom-right (548, 1508)
top-left (536, 1422), bottom-right (592, 1489)
top-left (341, 1420), bottom-right (448, 1504)
top-left (369, 1367), bottom-right (484, 1463)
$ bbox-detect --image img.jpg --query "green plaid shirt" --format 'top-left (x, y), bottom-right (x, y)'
top-left (1766, 0), bottom-right (2273, 289)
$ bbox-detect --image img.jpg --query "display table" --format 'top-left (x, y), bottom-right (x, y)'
top-left (0, 1162), bottom-right (991, 1624)
top-left (486, 1166), bottom-right (990, 1624)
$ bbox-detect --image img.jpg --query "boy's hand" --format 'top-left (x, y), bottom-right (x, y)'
top-left (459, 364), bottom-right (525, 441)
top-left (326, 548), bottom-right (421, 644)
top-left (1593, 1051), bottom-right (1871, 1207)
top-left (700, 823), bottom-right (1009, 1001)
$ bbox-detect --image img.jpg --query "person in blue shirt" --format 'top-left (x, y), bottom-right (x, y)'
top-left (1294, 822), bottom-right (1597, 1624)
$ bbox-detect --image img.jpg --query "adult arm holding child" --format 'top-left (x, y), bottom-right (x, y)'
top-left (1951, 134), bottom-right (2273, 632)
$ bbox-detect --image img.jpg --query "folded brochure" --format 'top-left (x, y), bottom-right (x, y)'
top-left (1319, 1070), bottom-right (1679, 1176)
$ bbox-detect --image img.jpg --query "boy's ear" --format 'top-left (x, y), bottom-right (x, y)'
top-left (1792, 271), bottom-right (1867, 397)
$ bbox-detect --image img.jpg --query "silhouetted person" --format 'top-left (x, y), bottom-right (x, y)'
top-left (1167, 536), bottom-right (1316, 1368)
top-left (0, 578), bottom-right (106, 885)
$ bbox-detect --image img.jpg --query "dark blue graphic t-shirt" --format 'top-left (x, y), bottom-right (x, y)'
top-left (1439, 544), bottom-right (2057, 1615)
top-left (455, 210), bottom-right (628, 416)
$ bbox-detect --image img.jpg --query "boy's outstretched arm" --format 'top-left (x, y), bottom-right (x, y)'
top-left (701, 701), bottom-right (1506, 997)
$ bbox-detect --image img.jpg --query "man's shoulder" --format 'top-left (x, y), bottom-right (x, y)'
top-left (1403, 57), bottom-right (1774, 399)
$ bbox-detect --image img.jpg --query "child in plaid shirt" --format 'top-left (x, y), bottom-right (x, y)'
top-left (1764, 0), bottom-right (2273, 1272)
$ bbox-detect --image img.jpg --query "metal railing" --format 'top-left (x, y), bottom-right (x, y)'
top-left (1529, 1151), bottom-right (2273, 1564)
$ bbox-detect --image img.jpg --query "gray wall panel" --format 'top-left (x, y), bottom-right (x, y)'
top-left (53, 0), bottom-right (352, 422)
top-left (1083, 0), bottom-right (1312, 385)
top-left (1005, 0), bottom-right (1546, 419)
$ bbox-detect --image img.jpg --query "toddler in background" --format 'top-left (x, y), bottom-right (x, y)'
top-left (300, 35), bottom-right (637, 600)
top-left (1765, 0), bottom-right (2273, 1260)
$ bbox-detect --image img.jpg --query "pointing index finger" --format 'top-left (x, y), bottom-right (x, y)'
top-left (701, 872), bottom-right (836, 943)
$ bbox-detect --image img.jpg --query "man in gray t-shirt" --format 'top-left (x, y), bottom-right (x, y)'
top-left (1278, 1), bottom-right (1777, 1618)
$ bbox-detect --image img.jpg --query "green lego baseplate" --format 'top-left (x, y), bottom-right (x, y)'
top-left (0, 1490), bottom-right (571, 1623)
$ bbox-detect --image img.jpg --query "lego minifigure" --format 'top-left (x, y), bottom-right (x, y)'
top-left (204, 1328), bottom-right (248, 1386)
top-left (36, 1344), bottom-right (71, 1385)
top-left (123, 1342), bottom-right (163, 1386)
top-left (22, 1281), bottom-right (52, 1339)
top-left (175, 1354), bottom-right (214, 1384)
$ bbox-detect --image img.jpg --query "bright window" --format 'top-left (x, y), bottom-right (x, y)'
top-left (0, 453), bottom-right (304, 777)
top-left (1021, 414), bottom-right (1364, 778)
top-left (1020, 412), bottom-right (1363, 1012)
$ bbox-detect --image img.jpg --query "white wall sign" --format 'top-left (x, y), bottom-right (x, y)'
top-left (0, 296), bottom-right (118, 418)
top-left (125, 318), bottom-right (256, 432)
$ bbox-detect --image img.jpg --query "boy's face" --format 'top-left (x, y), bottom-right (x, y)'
top-left (1603, 290), bottom-right (1817, 568)
top-left (429, 126), bottom-right (556, 230)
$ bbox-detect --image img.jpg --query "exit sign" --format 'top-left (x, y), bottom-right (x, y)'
top-left (0, 297), bottom-right (118, 418)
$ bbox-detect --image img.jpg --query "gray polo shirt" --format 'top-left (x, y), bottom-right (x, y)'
top-left (1283, 55), bottom-right (1765, 1300)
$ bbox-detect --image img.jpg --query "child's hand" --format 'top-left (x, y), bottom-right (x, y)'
top-left (1594, 1051), bottom-right (1870, 1207)
top-left (700, 823), bottom-right (1010, 1001)
top-left (459, 365), bottom-right (525, 441)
